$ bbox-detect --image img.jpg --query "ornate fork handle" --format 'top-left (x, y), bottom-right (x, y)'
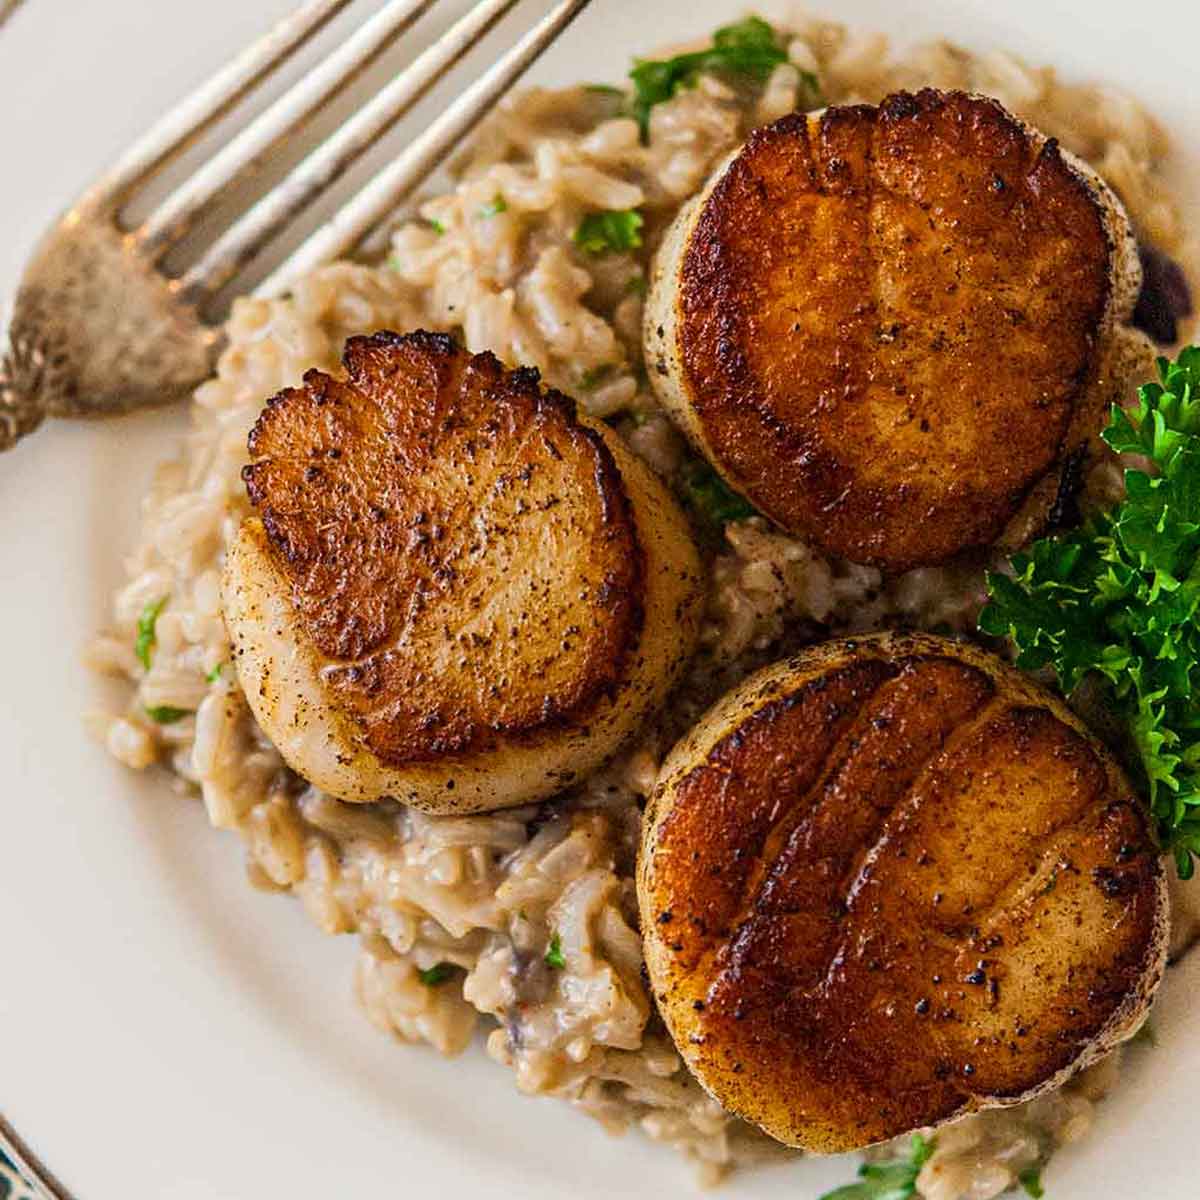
top-left (0, 333), bottom-right (49, 451)
top-left (0, 217), bottom-right (220, 454)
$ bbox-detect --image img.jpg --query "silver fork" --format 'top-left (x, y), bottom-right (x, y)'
top-left (0, 0), bottom-right (594, 452)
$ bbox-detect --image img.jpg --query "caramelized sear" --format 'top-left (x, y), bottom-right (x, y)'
top-left (638, 633), bottom-right (1167, 1152)
top-left (224, 331), bottom-right (704, 812)
top-left (646, 90), bottom-right (1142, 570)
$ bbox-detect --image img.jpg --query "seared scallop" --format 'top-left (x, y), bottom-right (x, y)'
top-left (222, 331), bottom-right (704, 814)
top-left (645, 89), bottom-right (1143, 571)
top-left (638, 632), bottom-right (1167, 1152)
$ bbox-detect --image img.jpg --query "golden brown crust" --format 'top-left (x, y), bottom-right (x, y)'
top-left (676, 90), bottom-right (1114, 569)
top-left (639, 633), bottom-right (1167, 1152)
top-left (242, 330), bottom-right (645, 767)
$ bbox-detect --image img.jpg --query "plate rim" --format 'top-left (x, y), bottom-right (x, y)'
top-left (3, 2), bottom-right (1200, 1197)
top-left (1, 1113), bottom-right (75, 1200)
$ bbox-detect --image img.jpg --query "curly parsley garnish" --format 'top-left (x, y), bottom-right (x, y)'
top-left (979, 346), bottom-right (1200, 877)
top-left (628, 16), bottom-right (797, 141)
top-left (680, 460), bottom-right (759, 528)
top-left (544, 933), bottom-right (566, 969)
top-left (135, 597), bottom-right (167, 670)
top-left (573, 209), bottom-right (643, 256)
top-left (818, 1134), bottom-right (935, 1200)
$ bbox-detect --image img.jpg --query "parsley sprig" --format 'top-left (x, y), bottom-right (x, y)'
top-left (818, 1134), bottom-right (934, 1200)
top-left (628, 17), bottom-right (796, 141)
top-left (544, 933), bottom-right (566, 969)
top-left (979, 346), bottom-right (1200, 877)
top-left (680, 460), bottom-right (759, 528)
top-left (574, 209), bottom-right (643, 256)
top-left (135, 597), bottom-right (167, 670)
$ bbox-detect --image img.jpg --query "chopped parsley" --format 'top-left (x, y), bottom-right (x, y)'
top-left (205, 663), bottom-right (224, 683)
top-left (544, 933), bottom-right (566, 969)
top-left (625, 272), bottom-right (648, 297)
top-left (818, 1134), bottom-right (935, 1200)
top-left (418, 962), bottom-right (454, 987)
top-left (1131, 1017), bottom-right (1158, 1047)
top-left (135, 597), bottom-right (167, 670)
top-left (478, 194), bottom-right (508, 219)
top-left (680, 460), bottom-right (759, 528)
top-left (979, 346), bottom-right (1200, 877)
top-left (427, 217), bottom-right (447, 235)
top-left (580, 363), bottom-right (616, 390)
top-left (573, 209), bottom-right (643, 256)
top-left (144, 705), bottom-right (191, 725)
top-left (1018, 1167), bottom-right (1046, 1199)
top-left (628, 16), bottom-right (795, 141)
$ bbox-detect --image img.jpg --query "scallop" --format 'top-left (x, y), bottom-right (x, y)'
top-left (638, 632), bottom-right (1167, 1152)
top-left (645, 89), bottom-right (1144, 571)
top-left (223, 330), bottom-right (704, 813)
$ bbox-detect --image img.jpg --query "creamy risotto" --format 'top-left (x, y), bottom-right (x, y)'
top-left (89, 10), bottom-right (1195, 1193)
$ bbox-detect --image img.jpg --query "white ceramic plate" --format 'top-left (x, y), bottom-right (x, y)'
top-left (1, 1), bottom-right (1197, 1197)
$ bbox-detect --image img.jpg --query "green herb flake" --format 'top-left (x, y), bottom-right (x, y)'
top-left (478, 194), bottom-right (508, 219)
top-left (418, 962), bottom-right (454, 987)
top-left (628, 16), bottom-right (799, 141)
top-left (573, 209), bottom-right (643, 256)
top-left (428, 217), bottom-right (447, 235)
top-left (545, 933), bottom-right (566, 969)
top-left (680, 460), bottom-right (759, 528)
top-left (144, 705), bottom-right (192, 725)
top-left (1131, 1018), bottom-right (1157, 1047)
top-left (979, 346), bottom-right (1200, 877)
top-left (580, 364), bottom-right (617, 390)
top-left (135, 597), bottom-right (167, 670)
top-left (1018, 1167), bottom-right (1046, 1199)
top-left (818, 1134), bottom-right (935, 1200)
top-left (205, 663), bottom-right (224, 683)
top-left (625, 272), bottom-right (648, 297)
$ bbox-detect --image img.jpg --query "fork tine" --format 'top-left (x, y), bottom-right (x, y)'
top-left (177, 0), bottom-right (524, 301)
top-left (254, 0), bottom-right (595, 300)
top-left (85, 0), bottom-right (353, 213)
top-left (138, 0), bottom-right (443, 258)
